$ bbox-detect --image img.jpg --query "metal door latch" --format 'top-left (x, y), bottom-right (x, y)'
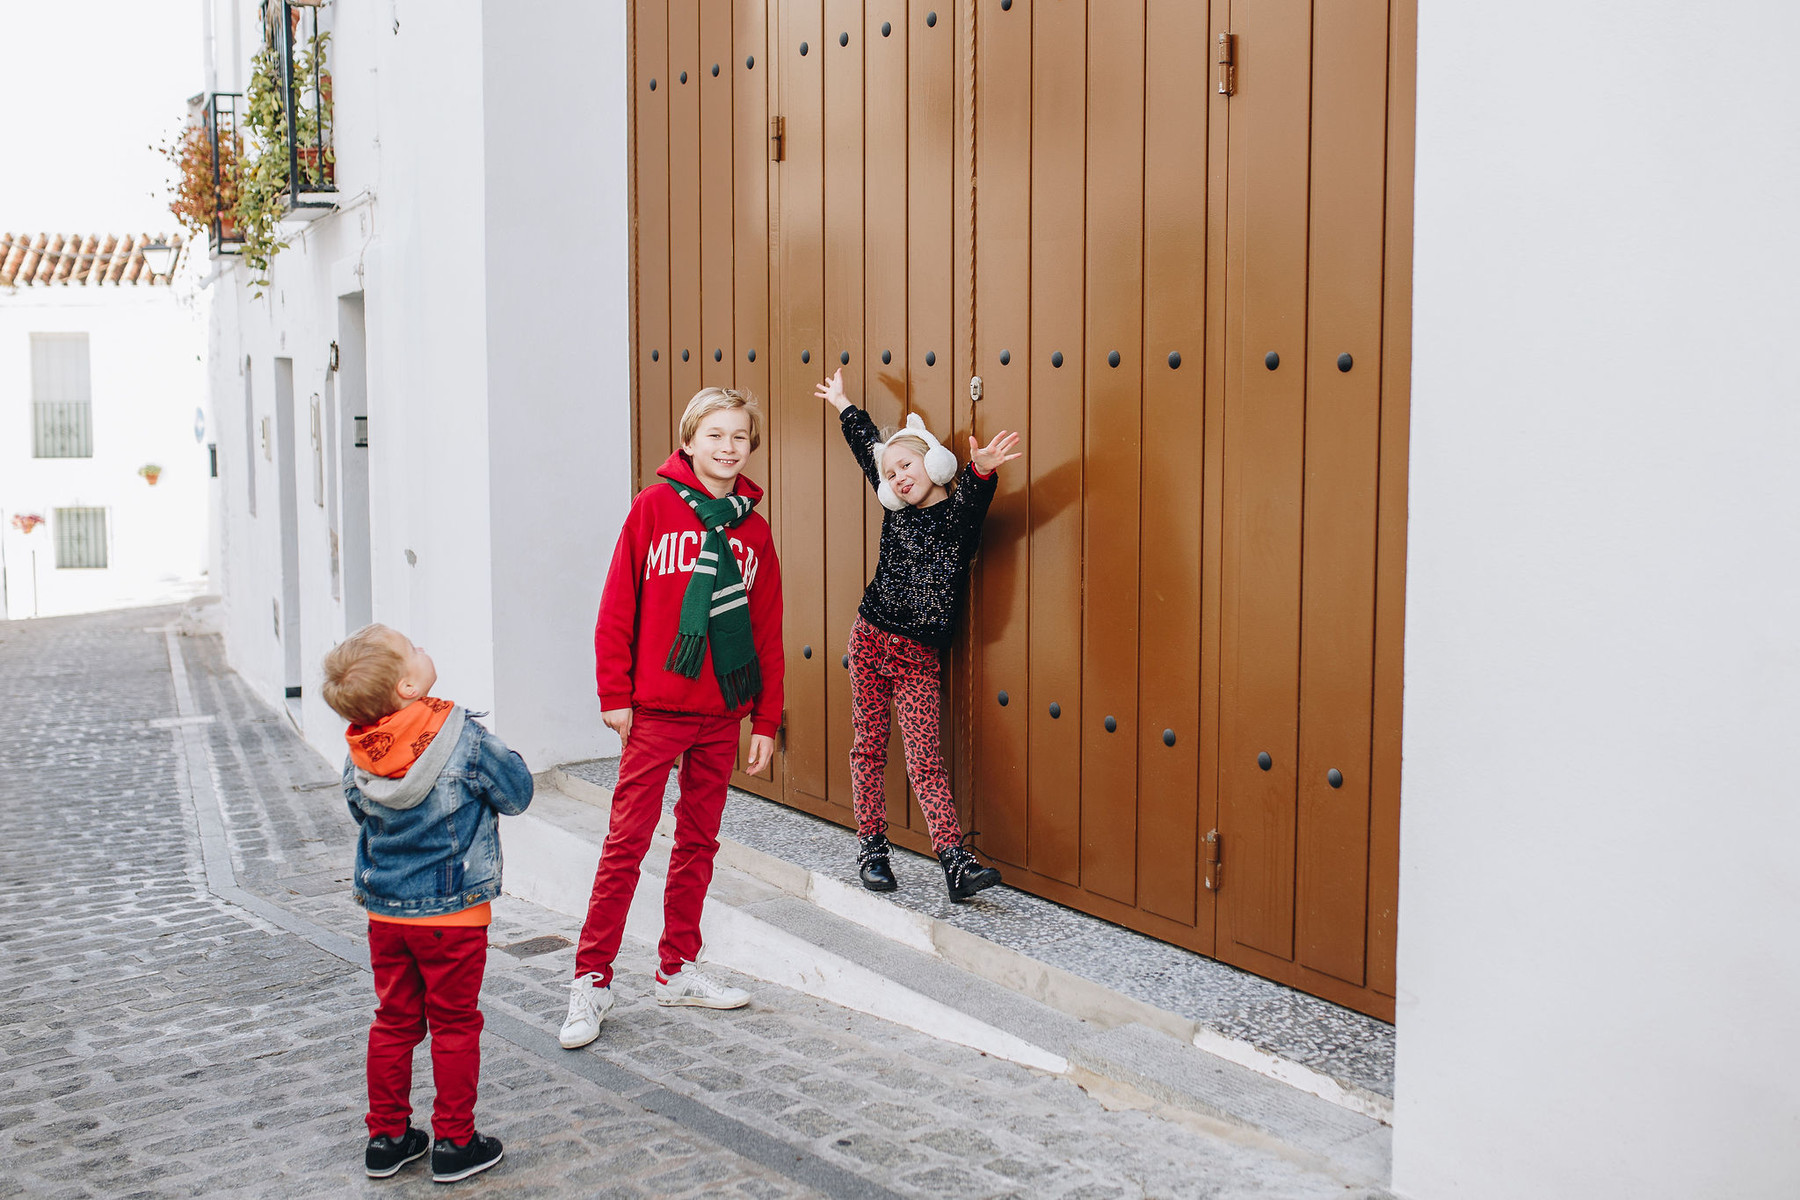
top-left (769, 116), bottom-right (786, 161)
top-left (1203, 829), bottom-right (1223, 890)
top-left (1216, 33), bottom-right (1236, 96)
top-left (969, 375), bottom-right (983, 403)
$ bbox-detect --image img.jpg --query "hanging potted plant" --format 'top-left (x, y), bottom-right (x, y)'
top-left (160, 119), bottom-right (241, 240)
top-left (10, 513), bottom-right (44, 535)
top-left (139, 464), bottom-right (164, 486)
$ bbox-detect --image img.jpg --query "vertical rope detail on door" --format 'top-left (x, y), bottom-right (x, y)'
top-left (959, 0), bottom-right (979, 818)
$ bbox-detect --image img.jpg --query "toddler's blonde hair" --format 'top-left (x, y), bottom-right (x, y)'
top-left (321, 624), bottom-right (408, 726)
top-left (680, 387), bottom-right (763, 451)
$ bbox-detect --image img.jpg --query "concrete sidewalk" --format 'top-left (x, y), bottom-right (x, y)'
top-left (507, 770), bottom-right (1392, 1191)
top-left (557, 759), bottom-right (1396, 1118)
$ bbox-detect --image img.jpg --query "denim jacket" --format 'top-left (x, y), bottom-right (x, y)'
top-left (342, 707), bottom-right (534, 919)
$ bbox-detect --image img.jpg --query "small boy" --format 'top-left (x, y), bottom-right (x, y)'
top-left (561, 387), bottom-right (784, 1049)
top-left (322, 624), bottom-right (534, 1183)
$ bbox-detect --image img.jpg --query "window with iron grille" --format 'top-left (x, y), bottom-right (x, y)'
top-left (54, 507), bottom-right (108, 569)
top-left (31, 333), bottom-right (94, 458)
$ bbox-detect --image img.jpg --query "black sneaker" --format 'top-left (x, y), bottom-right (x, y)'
top-left (939, 838), bottom-right (1002, 902)
top-left (858, 833), bottom-right (898, 892)
top-left (431, 1132), bottom-right (503, 1183)
top-left (365, 1126), bottom-right (429, 1178)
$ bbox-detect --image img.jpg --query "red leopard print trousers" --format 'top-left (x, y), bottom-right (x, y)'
top-left (847, 616), bottom-right (965, 850)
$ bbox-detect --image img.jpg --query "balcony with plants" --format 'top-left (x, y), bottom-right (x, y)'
top-left (162, 2), bottom-right (334, 290)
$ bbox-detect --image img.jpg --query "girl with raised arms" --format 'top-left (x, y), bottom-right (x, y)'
top-left (816, 368), bottom-right (1022, 900)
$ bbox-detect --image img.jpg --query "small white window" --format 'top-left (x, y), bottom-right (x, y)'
top-left (54, 507), bottom-right (108, 569)
top-left (32, 333), bottom-right (93, 458)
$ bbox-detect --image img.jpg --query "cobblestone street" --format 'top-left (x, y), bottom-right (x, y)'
top-left (0, 606), bottom-right (1386, 1199)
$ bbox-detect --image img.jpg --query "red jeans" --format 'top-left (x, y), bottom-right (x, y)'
top-left (848, 617), bottom-right (965, 849)
top-left (365, 921), bottom-right (486, 1142)
top-left (574, 708), bottom-right (741, 986)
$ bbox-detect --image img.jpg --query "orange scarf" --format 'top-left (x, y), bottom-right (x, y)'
top-left (347, 697), bottom-right (455, 777)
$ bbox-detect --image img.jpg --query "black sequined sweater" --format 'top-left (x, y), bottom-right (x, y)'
top-left (840, 405), bottom-right (998, 649)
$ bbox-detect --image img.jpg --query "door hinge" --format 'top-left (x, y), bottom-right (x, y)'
top-left (1203, 829), bottom-right (1223, 891)
top-left (1216, 33), bottom-right (1236, 96)
top-left (769, 115), bottom-right (786, 161)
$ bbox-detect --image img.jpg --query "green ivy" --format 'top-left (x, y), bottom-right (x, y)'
top-left (235, 29), bottom-right (333, 293)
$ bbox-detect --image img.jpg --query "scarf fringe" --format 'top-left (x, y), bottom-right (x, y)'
top-left (665, 632), bottom-right (707, 679)
top-left (717, 659), bottom-right (763, 712)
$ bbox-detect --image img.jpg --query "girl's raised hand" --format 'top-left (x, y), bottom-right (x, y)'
top-left (814, 368), bottom-right (850, 412)
top-left (969, 430), bottom-right (1023, 474)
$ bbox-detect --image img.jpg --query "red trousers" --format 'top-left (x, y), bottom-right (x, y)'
top-left (365, 921), bottom-right (486, 1142)
top-left (848, 616), bottom-right (966, 849)
top-left (574, 709), bottom-right (741, 986)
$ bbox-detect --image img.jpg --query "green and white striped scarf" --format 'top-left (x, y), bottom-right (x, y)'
top-left (663, 479), bottom-right (762, 709)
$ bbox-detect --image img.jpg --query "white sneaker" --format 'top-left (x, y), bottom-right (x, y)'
top-left (654, 965), bottom-right (750, 1009)
top-left (559, 972), bottom-right (614, 1048)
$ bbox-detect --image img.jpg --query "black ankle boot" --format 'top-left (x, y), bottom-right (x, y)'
top-left (858, 834), bottom-right (898, 892)
top-left (938, 838), bottom-right (1002, 901)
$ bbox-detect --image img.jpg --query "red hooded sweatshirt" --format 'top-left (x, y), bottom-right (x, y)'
top-left (595, 451), bottom-right (784, 737)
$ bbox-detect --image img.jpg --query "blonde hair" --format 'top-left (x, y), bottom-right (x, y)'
top-left (680, 387), bottom-right (763, 451)
top-left (878, 432), bottom-right (933, 473)
top-left (321, 624), bottom-right (408, 726)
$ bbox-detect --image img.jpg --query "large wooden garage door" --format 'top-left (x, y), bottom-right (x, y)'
top-left (627, 0), bottom-right (1413, 1021)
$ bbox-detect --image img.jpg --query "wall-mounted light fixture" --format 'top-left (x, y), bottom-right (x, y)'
top-left (140, 239), bottom-right (181, 282)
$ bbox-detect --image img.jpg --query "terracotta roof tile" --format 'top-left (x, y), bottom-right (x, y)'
top-left (0, 233), bottom-right (184, 288)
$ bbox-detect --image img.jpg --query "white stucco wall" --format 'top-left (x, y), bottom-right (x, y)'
top-left (480, 1), bottom-right (632, 768)
top-left (206, 0), bottom-right (627, 770)
top-left (0, 285), bottom-right (210, 619)
top-left (1394, 4), bottom-right (1800, 1197)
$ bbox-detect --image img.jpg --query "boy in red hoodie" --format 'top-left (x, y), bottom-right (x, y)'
top-left (561, 387), bottom-right (784, 1049)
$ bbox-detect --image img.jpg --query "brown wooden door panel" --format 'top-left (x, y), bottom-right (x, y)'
top-left (1367, 0), bottom-right (1419, 1002)
top-left (862, 6), bottom-right (914, 836)
top-left (971, 0), bottom-right (1033, 869)
top-left (734, 0), bottom-right (772, 467)
top-left (700, 0), bottom-right (737, 390)
top-left (634, 0), bottom-right (673, 491)
top-left (1293, 0), bottom-right (1389, 987)
top-left (1024, 0), bottom-right (1085, 887)
top-left (908, 2), bottom-right (956, 444)
top-left (822, 0), bottom-right (865, 814)
top-left (1080, 0), bottom-right (1146, 907)
top-left (669, 2), bottom-right (704, 449)
top-left (776, 0), bottom-right (828, 805)
top-left (730, 0), bottom-right (779, 798)
top-left (627, 0), bottom-right (1412, 1023)
top-left (1137, 0), bottom-right (1211, 932)
top-left (1219, 0), bottom-right (1313, 964)
top-left (908, 2), bottom-right (960, 840)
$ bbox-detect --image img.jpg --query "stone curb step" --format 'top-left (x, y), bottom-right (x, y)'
top-left (503, 775), bottom-right (1391, 1188)
top-left (546, 766), bottom-right (1393, 1127)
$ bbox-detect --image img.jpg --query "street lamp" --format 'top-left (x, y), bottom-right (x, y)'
top-left (140, 239), bottom-right (180, 282)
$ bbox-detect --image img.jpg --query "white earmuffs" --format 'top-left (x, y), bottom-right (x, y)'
top-left (873, 413), bottom-right (960, 511)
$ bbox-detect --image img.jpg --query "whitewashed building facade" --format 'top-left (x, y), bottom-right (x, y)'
top-left (197, 0), bottom-right (631, 768)
top-left (192, 3), bottom-right (1800, 1199)
top-left (0, 234), bottom-right (210, 620)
